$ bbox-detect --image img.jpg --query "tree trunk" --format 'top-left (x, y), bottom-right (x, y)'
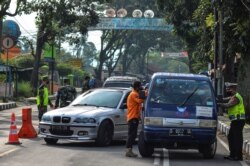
top-left (223, 54), bottom-right (235, 82)
top-left (30, 30), bottom-right (45, 95)
top-left (122, 53), bottom-right (127, 75)
top-left (95, 49), bottom-right (105, 80)
top-left (238, 55), bottom-right (250, 122)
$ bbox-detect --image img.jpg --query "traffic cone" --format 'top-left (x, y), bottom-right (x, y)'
top-left (6, 113), bottom-right (21, 145)
top-left (18, 108), bottom-right (37, 138)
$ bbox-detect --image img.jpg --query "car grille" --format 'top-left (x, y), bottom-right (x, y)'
top-left (62, 117), bottom-right (71, 123)
top-left (53, 116), bottom-right (61, 123)
top-left (49, 128), bottom-right (73, 136)
top-left (53, 116), bottom-right (71, 123)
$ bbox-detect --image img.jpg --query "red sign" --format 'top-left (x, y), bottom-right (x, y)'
top-left (2, 36), bottom-right (14, 49)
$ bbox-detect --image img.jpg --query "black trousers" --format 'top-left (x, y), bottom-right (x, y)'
top-left (38, 106), bottom-right (48, 121)
top-left (126, 118), bottom-right (139, 149)
top-left (228, 119), bottom-right (245, 158)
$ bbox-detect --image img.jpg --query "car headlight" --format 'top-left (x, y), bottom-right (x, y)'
top-left (73, 117), bottom-right (96, 123)
top-left (41, 115), bottom-right (51, 122)
top-left (144, 117), bottom-right (163, 126)
top-left (199, 120), bottom-right (217, 128)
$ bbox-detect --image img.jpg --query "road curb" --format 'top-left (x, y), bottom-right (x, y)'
top-left (218, 120), bottom-right (250, 157)
top-left (0, 102), bottom-right (17, 111)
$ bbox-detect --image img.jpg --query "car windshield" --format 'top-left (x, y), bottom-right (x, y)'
top-left (71, 90), bottom-right (123, 108)
top-left (149, 78), bottom-right (214, 107)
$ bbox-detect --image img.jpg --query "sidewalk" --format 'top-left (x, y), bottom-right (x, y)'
top-left (0, 87), bottom-right (83, 112)
top-left (218, 114), bottom-right (250, 157)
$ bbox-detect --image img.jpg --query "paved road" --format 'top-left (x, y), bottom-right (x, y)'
top-left (0, 105), bottom-right (250, 166)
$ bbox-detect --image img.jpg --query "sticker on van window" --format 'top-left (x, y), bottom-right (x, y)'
top-left (196, 106), bottom-right (213, 117)
top-left (176, 107), bottom-right (189, 117)
top-left (206, 101), bottom-right (213, 106)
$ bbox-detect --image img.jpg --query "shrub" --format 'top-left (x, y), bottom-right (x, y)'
top-left (17, 81), bottom-right (33, 98)
top-left (0, 74), bottom-right (6, 82)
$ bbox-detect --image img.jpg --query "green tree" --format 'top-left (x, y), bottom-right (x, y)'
top-left (56, 63), bottom-right (73, 79)
top-left (74, 39), bottom-right (97, 70)
top-left (157, 0), bottom-right (200, 72)
top-left (95, 28), bottom-right (185, 79)
top-left (9, 54), bottom-right (34, 68)
top-left (20, 0), bottom-right (100, 94)
top-left (220, 1), bottom-right (250, 118)
top-left (192, 0), bottom-right (214, 73)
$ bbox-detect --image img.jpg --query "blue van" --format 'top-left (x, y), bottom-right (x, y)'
top-left (138, 72), bottom-right (217, 159)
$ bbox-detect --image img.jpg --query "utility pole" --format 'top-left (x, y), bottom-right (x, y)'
top-left (213, 5), bottom-right (218, 96)
top-left (0, 17), bottom-right (3, 54)
top-left (213, 0), bottom-right (224, 97)
top-left (218, 1), bottom-right (224, 97)
top-left (51, 43), bottom-right (54, 95)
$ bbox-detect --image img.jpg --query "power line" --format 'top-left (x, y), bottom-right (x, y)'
top-left (5, 9), bottom-right (38, 39)
top-left (12, 16), bottom-right (36, 40)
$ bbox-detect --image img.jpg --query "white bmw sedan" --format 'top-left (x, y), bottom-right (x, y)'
top-left (39, 87), bottom-right (131, 146)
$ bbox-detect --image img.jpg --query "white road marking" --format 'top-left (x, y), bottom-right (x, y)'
top-left (163, 148), bottom-right (169, 166)
top-left (0, 148), bottom-right (18, 157)
top-left (240, 161), bottom-right (249, 166)
top-left (217, 136), bottom-right (229, 151)
top-left (217, 136), bottom-right (248, 166)
top-left (153, 153), bottom-right (161, 165)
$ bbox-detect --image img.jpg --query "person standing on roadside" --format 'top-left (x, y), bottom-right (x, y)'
top-left (55, 78), bottom-right (77, 108)
top-left (125, 81), bottom-right (145, 157)
top-left (217, 82), bottom-right (245, 161)
top-left (82, 76), bottom-right (90, 93)
top-left (36, 76), bottom-right (54, 121)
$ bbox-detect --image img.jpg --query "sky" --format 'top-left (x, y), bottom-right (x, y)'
top-left (6, 1), bottom-right (102, 52)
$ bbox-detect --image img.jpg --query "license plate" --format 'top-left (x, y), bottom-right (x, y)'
top-left (51, 125), bottom-right (69, 131)
top-left (169, 128), bottom-right (192, 136)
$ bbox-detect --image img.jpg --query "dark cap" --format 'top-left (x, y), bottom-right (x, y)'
top-left (42, 75), bottom-right (49, 81)
top-left (85, 76), bottom-right (90, 80)
top-left (225, 82), bottom-right (237, 87)
top-left (132, 81), bottom-right (141, 89)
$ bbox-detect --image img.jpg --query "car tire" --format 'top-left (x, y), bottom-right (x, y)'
top-left (199, 140), bottom-right (217, 159)
top-left (44, 138), bottom-right (58, 145)
top-left (96, 120), bottom-right (113, 146)
top-left (138, 131), bottom-right (154, 157)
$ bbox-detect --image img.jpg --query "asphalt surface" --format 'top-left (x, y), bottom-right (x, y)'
top-left (1, 100), bottom-right (250, 160)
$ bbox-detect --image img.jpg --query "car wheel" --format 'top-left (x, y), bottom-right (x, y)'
top-left (138, 131), bottom-right (154, 157)
top-left (199, 140), bottom-right (217, 159)
top-left (96, 120), bottom-right (113, 146)
top-left (44, 138), bottom-right (58, 145)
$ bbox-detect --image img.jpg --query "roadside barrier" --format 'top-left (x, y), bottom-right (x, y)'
top-left (6, 113), bottom-right (22, 145)
top-left (18, 108), bottom-right (37, 138)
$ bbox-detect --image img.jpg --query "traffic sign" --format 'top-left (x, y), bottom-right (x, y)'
top-left (2, 36), bottom-right (14, 49)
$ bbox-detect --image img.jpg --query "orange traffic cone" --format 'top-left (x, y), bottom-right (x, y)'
top-left (6, 113), bottom-right (21, 145)
top-left (18, 108), bottom-right (37, 138)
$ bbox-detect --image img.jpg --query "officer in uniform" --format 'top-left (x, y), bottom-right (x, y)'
top-left (36, 76), bottom-right (54, 121)
top-left (55, 78), bottom-right (77, 108)
top-left (217, 82), bottom-right (245, 161)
